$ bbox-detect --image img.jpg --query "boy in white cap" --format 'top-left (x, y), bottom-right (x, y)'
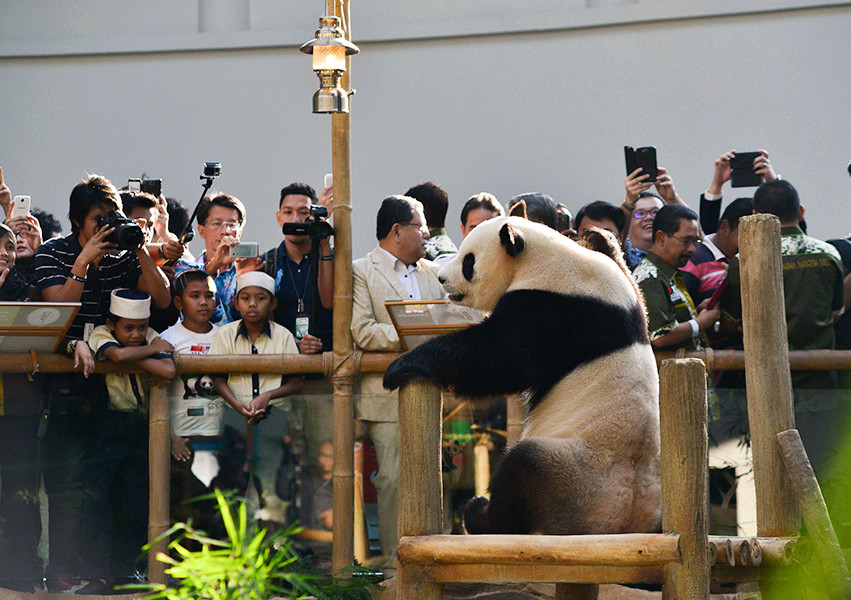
top-left (210, 271), bottom-right (302, 512)
top-left (78, 289), bottom-right (175, 593)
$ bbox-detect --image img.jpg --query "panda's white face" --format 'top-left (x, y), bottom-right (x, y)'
top-left (438, 217), bottom-right (523, 312)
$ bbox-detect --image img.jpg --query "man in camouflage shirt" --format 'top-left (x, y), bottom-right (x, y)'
top-left (634, 205), bottom-right (720, 352)
top-left (721, 179), bottom-right (846, 484)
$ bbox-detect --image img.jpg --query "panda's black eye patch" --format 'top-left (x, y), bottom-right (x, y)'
top-left (462, 253), bottom-right (475, 282)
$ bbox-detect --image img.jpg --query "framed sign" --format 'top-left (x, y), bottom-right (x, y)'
top-left (0, 302), bottom-right (81, 353)
top-left (385, 300), bottom-right (483, 351)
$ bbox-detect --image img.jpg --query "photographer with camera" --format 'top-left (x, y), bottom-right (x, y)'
top-left (33, 174), bottom-right (169, 590)
top-left (175, 193), bottom-right (258, 324)
top-left (260, 182), bottom-right (334, 505)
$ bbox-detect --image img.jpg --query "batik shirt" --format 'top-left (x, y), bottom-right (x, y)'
top-left (424, 228), bottom-right (458, 262)
top-left (634, 251), bottom-right (707, 351)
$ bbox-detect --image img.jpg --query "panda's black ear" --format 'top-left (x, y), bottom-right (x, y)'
top-left (499, 222), bottom-right (526, 257)
top-left (507, 200), bottom-right (527, 219)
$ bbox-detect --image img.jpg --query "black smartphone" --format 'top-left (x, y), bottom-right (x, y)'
top-left (624, 146), bottom-right (658, 182)
top-left (141, 178), bottom-right (162, 197)
top-left (729, 152), bottom-right (763, 188)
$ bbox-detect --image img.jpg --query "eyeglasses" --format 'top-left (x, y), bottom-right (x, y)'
top-left (400, 221), bottom-right (428, 235)
top-left (633, 209), bottom-right (660, 220)
top-left (670, 235), bottom-right (700, 247)
top-left (204, 219), bottom-right (242, 231)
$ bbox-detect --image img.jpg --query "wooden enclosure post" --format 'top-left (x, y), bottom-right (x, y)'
top-left (397, 380), bottom-right (443, 600)
top-left (777, 429), bottom-right (850, 600)
top-left (738, 214), bottom-right (799, 537)
top-left (147, 378), bottom-right (170, 585)
top-left (659, 358), bottom-right (709, 600)
top-left (329, 0), bottom-right (356, 575)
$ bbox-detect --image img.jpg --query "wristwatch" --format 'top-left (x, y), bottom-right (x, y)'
top-left (66, 339), bottom-right (79, 356)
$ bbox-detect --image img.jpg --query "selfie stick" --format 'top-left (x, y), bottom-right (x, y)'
top-left (179, 174), bottom-right (217, 246)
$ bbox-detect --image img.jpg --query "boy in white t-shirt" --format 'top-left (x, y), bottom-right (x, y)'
top-left (160, 269), bottom-right (223, 463)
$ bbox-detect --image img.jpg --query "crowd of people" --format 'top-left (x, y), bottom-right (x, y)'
top-left (0, 148), bottom-right (849, 591)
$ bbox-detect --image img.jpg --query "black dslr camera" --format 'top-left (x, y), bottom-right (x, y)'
top-left (282, 205), bottom-right (334, 240)
top-left (98, 209), bottom-right (145, 251)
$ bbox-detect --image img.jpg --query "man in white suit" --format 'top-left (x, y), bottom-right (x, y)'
top-left (351, 195), bottom-right (446, 574)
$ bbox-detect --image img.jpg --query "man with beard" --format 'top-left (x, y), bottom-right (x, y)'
top-left (633, 204), bottom-right (719, 351)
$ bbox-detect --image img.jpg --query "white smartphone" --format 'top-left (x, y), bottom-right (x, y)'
top-left (128, 178), bottom-right (141, 192)
top-left (229, 242), bottom-right (260, 259)
top-left (11, 195), bottom-right (31, 219)
top-left (324, 173), bottom-right (333, 189)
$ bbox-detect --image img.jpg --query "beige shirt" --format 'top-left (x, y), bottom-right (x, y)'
top-left (209, 319), bottom-right (299, 409)
top-left (88, 325), bottom-right (165, 411)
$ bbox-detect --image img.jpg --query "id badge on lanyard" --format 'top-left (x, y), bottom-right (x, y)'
top-left (295, 299), bottom-right (309, 339)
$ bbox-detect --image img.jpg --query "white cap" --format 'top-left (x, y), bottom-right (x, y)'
top-left (109, 289), bottom-right (151, 319)
top-left (236, 271), bottom-right (275, 295)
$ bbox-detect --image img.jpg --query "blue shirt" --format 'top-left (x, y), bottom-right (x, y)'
top-left (624, 237), bottom-right (647, 272)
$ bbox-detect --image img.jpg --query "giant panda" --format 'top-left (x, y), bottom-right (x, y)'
top-left (383, 216), bottom-right (661, 535)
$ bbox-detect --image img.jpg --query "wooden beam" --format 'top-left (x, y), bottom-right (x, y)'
top-left (398, 533), bottom-right (680, 567)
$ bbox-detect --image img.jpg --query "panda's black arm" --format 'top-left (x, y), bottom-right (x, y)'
top-left (383, 305), bottom-right (546, 398)
top-left (384, 289), bottom-right (648, 399)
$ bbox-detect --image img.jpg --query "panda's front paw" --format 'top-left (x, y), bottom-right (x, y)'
top-left (383, 354), bottom-right (432, 390)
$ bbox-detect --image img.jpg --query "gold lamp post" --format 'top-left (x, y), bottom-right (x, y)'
top-left (299, 15), bottom-right (359, 113)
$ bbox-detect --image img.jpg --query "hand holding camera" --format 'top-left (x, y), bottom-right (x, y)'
top-left (77, 222), bottom-right (119, 267)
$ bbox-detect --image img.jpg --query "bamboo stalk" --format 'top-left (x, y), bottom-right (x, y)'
top-left (473, 438), bottom-right (490, 498)
top-left (6, 348), bottom-right (851, 376)
top-left (329, 0), bottom-right (355, 574)
top-left (147, 378), bottom-right (170, 586)
top-left (398, 533), bottom-right (680, 566)
top-left (777, 428), bottom-right (850, 600)
top-left (506, 393), bottom-right (524, 445)
top-left (738, 214), bottom-right (800, 538)
top-left (397, 381), bottom-right (443, 600)
top-left (659, 358), bottom-right (710, 600)
top-left (353, 442), bottom-right (369, 565)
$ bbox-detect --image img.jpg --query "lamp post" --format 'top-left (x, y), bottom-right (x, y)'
top-left (302, 2), bottom-right (358, 574)
top-left (299, 15), bottom-right (359, 113)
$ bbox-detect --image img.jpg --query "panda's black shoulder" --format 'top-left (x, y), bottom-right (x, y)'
top-left (487, 288), bottom-right (647, 347)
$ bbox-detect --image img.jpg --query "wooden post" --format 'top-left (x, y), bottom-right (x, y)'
top-left (777, 428), bottom-right (850, 600)
top-left (738, 214), bottom-right (800, 537)
top-left (147, 378), bottom-right (170, 585)
top-left (659, 358), bottom-right (709, 600)
top-left (397, 380), bottom-right (443, 600)
top-left (330, 0), bottom-right (356, 575)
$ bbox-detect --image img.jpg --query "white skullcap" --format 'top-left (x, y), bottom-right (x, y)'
top-left (236, 271), bottom-right (275, 295)
top-left (109, 289), bottom-right (151, 319)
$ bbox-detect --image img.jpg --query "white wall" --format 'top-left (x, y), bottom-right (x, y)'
top-left (1, 3), bottom-right (850, 259)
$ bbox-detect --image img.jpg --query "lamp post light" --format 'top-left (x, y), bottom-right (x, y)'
top-left (299, 15), bottom-right (359, 113)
